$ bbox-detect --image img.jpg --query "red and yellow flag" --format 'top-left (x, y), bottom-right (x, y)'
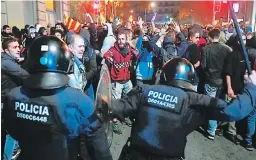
top-left (65, 16), bottom-right (81, 33)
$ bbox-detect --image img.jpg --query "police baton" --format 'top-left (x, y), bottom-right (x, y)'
top-left (228, 1), bottom-right (252, 75)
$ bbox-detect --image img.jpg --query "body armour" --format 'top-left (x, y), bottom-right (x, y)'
top-left (130, 85), bottom-right (189, 157)
top-left (3, 86), bottom-right (99, 160)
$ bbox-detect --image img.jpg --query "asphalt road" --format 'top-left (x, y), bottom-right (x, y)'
top-left (110, 124), bottom-right (256, 160)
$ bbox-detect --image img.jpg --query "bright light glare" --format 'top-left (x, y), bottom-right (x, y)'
top-left (50, 45), bottom-right (57, 52)
top-left (150, 2), bottom-right (155, 7)
top-left (179, 65), bottom-right (186, 73)
top-left (94, 4), bottom-right (98, 9)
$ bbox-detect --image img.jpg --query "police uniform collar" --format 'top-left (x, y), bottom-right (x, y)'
top-left (23, 72), bottom-right (69, 89)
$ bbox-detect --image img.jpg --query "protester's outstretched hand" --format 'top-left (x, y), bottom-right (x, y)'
top-left (151, 13), bottom-right (157, 23)
top-left (115, 17), bottom-right (120, 26)
top-left (137, 17), bottom-right (144, 27)
top-left (85, 13), bottom-right (94, 23)
top-left (244, 70), bottom-right (256, 85)
top-left (56, 20), bottom-right (62, 24)
top-left (171, 22), bottom-right (181, 33)
top-left (159, 25), bottom-right (168, 36)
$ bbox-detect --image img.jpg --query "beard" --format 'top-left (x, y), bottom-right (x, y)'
top-left (118, 43), bottom-right (129, 57)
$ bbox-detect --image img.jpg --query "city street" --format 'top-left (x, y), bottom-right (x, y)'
top-left (1, 0), bottom-right (256, 159)
top-left (110, 124), bottom-right (256, 160)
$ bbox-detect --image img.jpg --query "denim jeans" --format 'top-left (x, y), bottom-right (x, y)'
top-left (245, 107), bottom-right (256, 145)
top-left (204, 84), bottom-right (218, 136)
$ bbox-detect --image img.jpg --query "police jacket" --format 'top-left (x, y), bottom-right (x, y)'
top-left (1, 53), bottom-right (29, 100)
top-left (3, 86), bottom-right (112, 160)
top-left (111, 83), bottom-right (256, 158)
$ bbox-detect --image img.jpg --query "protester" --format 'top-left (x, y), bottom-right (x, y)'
top-left (104, 28), bottom-right (138, 134)
top-left (201, 28), bottom-right (233, 140)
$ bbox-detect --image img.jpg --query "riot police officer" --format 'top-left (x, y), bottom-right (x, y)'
top-left (100, 58), bottom-right (256, 160)
top-left (3, 36), bottom-right (113, 160)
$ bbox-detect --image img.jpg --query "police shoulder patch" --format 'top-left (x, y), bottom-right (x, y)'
top-left (144, 87), bottom-right (184, 114)
top-left (14, 101), bottom-right (49, 123)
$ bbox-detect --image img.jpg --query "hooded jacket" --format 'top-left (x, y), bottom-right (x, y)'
top-left (104, 42), bottom-right (138, 81)
top-left (100, 23), bottom-right (116, 57)
top-left (149, 32), bottom-right (187, 65)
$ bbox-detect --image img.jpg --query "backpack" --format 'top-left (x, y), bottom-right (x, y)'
top-left (136, 48), bottom-right (154, 80)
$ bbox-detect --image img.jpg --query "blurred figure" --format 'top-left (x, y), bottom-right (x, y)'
top-left (1, 25), bottom-right (13, 41)
top-left (50, 27), bottom-right (56, 36)
top-left (54, 29), bottom-right (65, 41)
top-left (55, 22), bottom-right (68, 35)
top-left (38, 27), bottom-right (48, 36)
top-left (12, 26), bottom-right (21, 40)
top-left (35, 23), bottom-right (42, 33)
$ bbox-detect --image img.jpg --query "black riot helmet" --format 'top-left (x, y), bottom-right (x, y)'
top-left (159, 58), bottom-right (196, 91)
top-left (23, 36), bottom-right (73, 89)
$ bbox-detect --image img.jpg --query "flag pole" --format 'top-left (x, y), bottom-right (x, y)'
top-left (228, 1), bottom-right (252, 74)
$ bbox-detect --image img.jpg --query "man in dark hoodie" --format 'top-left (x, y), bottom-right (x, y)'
top-left (1, 37), bottom-right (29, 159)
top-left (149, 22), bottom-right (187, 68)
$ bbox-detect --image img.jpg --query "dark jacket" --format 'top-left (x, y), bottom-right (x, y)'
top-left (247, 47), bottom-right (256, 70)
top-left (1, 32), bottom-right (13, 41)
top-left (201, 42), bottom-right (232, 86)
top-left (149, 34), bottom-right (176, 63)
top-left (89, 23), bottom-right (100, 50)
top-left (111, 83), bottom-right (256, 158)
top-left (224, 48), bottom-right (246, 94)
top-left (1, 53), bottom-right (29, 100)
top-left (82, 47), bottom-right (97, 89)
top-left (149, 32), bottom-right (187, 65)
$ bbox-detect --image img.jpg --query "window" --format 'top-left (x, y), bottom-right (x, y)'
top-left (46, 11), bottom-right (56, 26)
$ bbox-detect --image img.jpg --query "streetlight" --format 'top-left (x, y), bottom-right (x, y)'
top-left (129, 15), bottom-right (133, 22)
top-left (145, 2), bottom-right (156, 23)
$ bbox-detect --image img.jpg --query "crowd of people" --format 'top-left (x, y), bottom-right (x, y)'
top-left (1, 12), bottom-right (256, 160)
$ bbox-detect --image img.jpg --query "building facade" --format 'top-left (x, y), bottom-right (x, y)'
top-left (130, 1), bottom-right (179, 23)
top-left (153, 1), bottom-right (179, 23)
top-left (1, 0), bottom-right (70, 29)
top-left (251, 0), bottom-right (256, 31)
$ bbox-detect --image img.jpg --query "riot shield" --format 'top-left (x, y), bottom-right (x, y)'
top-left (95, 63), bottom-right (113, 148)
